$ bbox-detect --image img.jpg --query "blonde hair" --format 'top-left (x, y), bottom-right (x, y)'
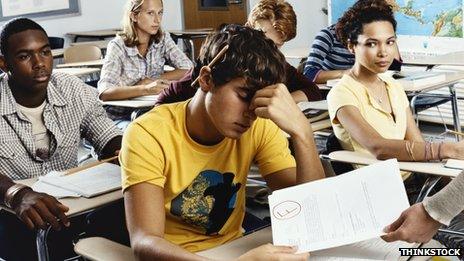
top-left (246, 0), bottom-right (297, 42)
top-left (120, 0), bottom-right (163, 47)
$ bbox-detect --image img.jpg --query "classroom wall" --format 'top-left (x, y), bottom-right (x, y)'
top-left (2, 0), bottom-right (325, 49)
top-left (0, 0), bottom-right (185, 46)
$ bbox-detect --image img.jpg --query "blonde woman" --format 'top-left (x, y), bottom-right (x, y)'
top-left (98, 0), bottom-right (193, 125)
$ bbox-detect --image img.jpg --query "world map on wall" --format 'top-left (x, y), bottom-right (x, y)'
top-left (329, 0), bottom-right (463, 38)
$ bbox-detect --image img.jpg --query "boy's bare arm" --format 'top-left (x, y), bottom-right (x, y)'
top-left (252, 84), bottom-right (325, 190)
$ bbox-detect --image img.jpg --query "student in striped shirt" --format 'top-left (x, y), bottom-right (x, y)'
top-left (304, 3), bottom-right (402, 84)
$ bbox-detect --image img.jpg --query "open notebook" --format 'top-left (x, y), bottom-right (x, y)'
top-left (32, 163), bottom-right (121, 198)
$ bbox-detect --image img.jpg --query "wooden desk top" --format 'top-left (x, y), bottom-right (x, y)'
top-left (56, 59), bottom-right (105, 68)
top-left (328, 150), bottom-right (462, 177)
top-left (9, 178), bottom-right (122, 217)
top-left (54, 67), bottom-right (101, 77)
top-left (70, 40), bottom-right (110, 49)
top-left (67, 29), bottom-right (121, 38)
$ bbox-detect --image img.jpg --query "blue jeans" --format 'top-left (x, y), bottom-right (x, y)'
top-left (114, 119), bottom-right (131, 131)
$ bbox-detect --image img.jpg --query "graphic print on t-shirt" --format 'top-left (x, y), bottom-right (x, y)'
top-left (170, 170), bottom-right (241, 235)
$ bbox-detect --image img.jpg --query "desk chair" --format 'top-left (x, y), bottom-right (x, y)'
top-left (435, 213), bottom-right (464, 258)
top-left (75, 211), bottom-right (269, 261)
top-left (75, 237), bottom-right (135, 261)
top-left (320, 136), bottom-right (443, 204)
top-left (48, 36), bottom-right (64, 49)
top-left (64, 45), bottom-right (102, 64)
top-left (410, 95), bottom-right (451, 126)
top-left (319, 133), bottom-right (354, 177)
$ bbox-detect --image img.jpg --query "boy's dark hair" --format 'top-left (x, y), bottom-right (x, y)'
top-left (0, 17), bottom-right (47, 56)
top-left (335, 0), bottom-right (397, 47)
top-left (193, 24), bottom-right (286, 91)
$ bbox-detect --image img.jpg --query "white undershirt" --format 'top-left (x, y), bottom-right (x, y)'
top-left (16, 101), bottom-right (50, 159)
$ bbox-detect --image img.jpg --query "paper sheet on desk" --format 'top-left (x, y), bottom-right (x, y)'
top-left (269, 159), bottom-right (409, 253)
top-left (32, 180), bottom-right (80, 198)
top-left (445, 159), bottom-right (464, 170)
top-left (36, 163), bottom-right (121, 198)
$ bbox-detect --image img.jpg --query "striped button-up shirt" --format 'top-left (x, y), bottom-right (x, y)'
top-left (98, 32), bottom-right (193, 119)
top-left (0, 72), bottom-right (122, 180)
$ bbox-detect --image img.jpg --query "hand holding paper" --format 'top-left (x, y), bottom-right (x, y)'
top-left (269, 159), bottom-right (409, 253)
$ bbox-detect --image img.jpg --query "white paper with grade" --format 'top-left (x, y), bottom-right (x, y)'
top-left (269, 159), bottom-right (409, 253)
top-left (37, 163), bottom-right (121, 198)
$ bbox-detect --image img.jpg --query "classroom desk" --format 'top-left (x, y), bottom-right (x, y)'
top-left (56, 59), bottom-right (105, 68)
top-left (404, 70), bottom-right (464, 136)
top-left (75, 226), bottom-right (434, 260)
top-left (67, 29), bottom-right (121, 42)
top-left (51, 48), bottom-right (65, 58)
top-left (198, 226), bottom-right (422, 260)
top-left (402, 51), bottom-right (464, 67)
top-left (1, 178), bottom-right (123, 261)
top-left (70, 40), bottom-right (110, 50)
top-left (100, 94), bottom-right (159, 109)
top-left (54, 67), bottom-right (101, 78)
top-left (280, 46), bottom-right (309, 60)
top-left (297, 100), bottom-right (328, 111)
top-left (100, 99), bottom-right (157, 108)
top-left (327, 150), bottom-right (462, 177)
top-left (168, 28), bottom-right (213, 60)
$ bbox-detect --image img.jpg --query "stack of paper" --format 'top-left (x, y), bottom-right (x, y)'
top-left (269, 159), bottom-right (409, 253)
top-left (32, 163), bottom-right (121, 198)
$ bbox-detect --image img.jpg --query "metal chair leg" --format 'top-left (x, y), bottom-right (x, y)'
top-left (415, 175), bottom-right (442, 203)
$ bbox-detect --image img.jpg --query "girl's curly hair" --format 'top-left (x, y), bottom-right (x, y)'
top-left (335, 0), bottom-right (397, 47)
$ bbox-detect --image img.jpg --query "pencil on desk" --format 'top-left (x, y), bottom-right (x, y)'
top-left (64, 155), bottom-right (119, 176)
top-left (190, 44), bottom-right (229, 87)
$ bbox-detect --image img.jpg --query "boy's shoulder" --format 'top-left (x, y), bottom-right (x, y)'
top-left (48, 71), bottom-right (98, 102)
top-left (132, 101), bottom-right (187, 132)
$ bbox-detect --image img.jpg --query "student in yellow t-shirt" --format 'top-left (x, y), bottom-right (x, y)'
top-left (120, 25), bottom-right (325, 260)
top-left (327, 0), bottom-right (464, 167)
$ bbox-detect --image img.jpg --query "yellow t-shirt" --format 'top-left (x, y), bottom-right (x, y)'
top-left (327, 74), bottom-right (410, 177)
top-left (120, 100), bottom-right (296, 252)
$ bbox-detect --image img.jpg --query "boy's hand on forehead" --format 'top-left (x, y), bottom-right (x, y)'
top-left (250, 83), bottom-right (309, 137)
